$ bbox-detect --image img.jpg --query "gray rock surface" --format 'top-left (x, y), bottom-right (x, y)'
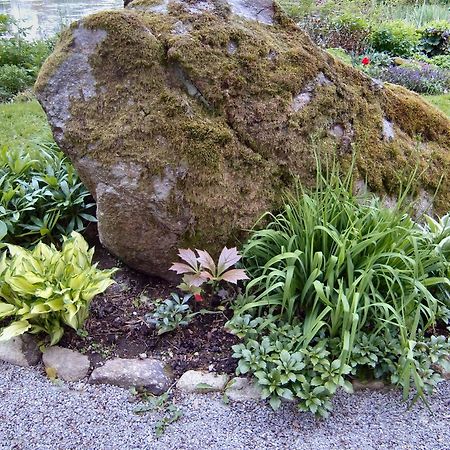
top-left (0, 335), bottom-right (41, 367)
top-left (89, 358), bottom-right (172, 394)
top-left (226, 377), bottom-right (261, 401)
top-left (177, 370), bottom-right (229, 393)
top-left (42, 346), bottom-right (90, 382)
top-left (1, 361), bottom-right (450, 449)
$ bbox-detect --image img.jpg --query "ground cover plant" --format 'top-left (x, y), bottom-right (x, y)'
top-left (0, 232), bottom-right (116, 345)
top-left (227, 162), bottom-right (450, 416)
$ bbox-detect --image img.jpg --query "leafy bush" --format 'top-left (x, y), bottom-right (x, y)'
top-left (0, 15), bottom-right (54, 101)
top-left (378, 64), bottom-right (450, 94)
top-left (0, 64), bottom-right (32, 102)
top-left (0, 14), bottom-right (9, 36)
top-left (145, 293), bottom-right (195, 335)
top-left (371, 20), bottom-right (420, 56)
top-left (0, 232), bottom-right (116, 344)
top-left (0, 142), bottom-right (96, 246)
top-left (419, 20), bottom-right (450, 56)
top-left (228, 164), bottom-right (450, 416)
top-left (414, 52), bottom-right (450, 68)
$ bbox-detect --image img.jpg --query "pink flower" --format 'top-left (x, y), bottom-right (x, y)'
top-left (362, 56), bottom-right (370, 66)
top-left (194, 293), bottom-right (203, 302)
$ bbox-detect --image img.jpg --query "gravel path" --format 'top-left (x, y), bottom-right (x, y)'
top-left (1, 361), bottom-right (449, 450)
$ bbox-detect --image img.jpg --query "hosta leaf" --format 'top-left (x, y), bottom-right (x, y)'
top-left (0, 302), bottom-right (16, 318)
top-left (0, 320), bottom-right (31, 341)
top-left (217, 247), bottom-right (241, 275)
top-left (0, 221), bottom-right (7, 241)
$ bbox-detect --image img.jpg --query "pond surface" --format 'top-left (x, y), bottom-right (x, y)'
top-left (0, 0), bottom-right (123, 39)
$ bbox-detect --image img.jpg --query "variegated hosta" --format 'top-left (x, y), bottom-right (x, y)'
top-left (170, 247), bottom-right (249, 294)
top-left (0, 231), bottom-right (116, 345)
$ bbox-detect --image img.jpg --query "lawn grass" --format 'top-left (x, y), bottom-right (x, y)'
top-left (0, 99), bottom-right (53, 151)
top-left (425, 94), bottom-right (450, 117)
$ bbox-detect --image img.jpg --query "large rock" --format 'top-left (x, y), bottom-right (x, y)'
top-left (0, 335), bottom-right (41, 367)
top-left (35, 0), bottom-right (450, 279)
top-left (89, 358), bottom-right (172, 394)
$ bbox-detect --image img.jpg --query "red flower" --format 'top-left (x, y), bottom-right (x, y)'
top-left (194, 293), bottom-right (203, 302)
top-left (361, 56), bottom-right (370, 66)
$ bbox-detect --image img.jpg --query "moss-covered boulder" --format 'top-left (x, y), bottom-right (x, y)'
top-left (35, 0), bottom-right (450, 279)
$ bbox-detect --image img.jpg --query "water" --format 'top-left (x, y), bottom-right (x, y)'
top-left (0, 0), bottom-right (123, 39)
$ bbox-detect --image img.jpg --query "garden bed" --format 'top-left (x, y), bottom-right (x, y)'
top-left (60, 226), bottom-right (238, 377)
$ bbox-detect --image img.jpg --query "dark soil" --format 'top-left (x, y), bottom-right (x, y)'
top-left (60, 228), bottom-right (239, 377)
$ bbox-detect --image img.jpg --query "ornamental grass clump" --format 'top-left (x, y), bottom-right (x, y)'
top-left (228, 163), bottom-right (450, 416)
top-left (0, 232), bottom-right (116, 344)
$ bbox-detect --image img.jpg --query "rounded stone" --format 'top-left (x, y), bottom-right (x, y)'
top-left (89, 358), bottom-right (173, 394)
top-left (43, 346), bottom-right (91, 382)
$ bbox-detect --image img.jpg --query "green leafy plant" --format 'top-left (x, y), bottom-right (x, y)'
top-left (0, 231), bottom-right (116, 344)
top-left (0, 15), bottom-right (54, 101)
top-left (0, 142), bottom-right (96, 246)
top-left (145, 293), bottom-right (195, 335)
top-left (228, 160), bottom-right (450, 416)
top-left (170, 247), bottom-right (249, 296)
top-left (419, 20), bottom-right (450, 56)
top-left (133, 391), bottom-right (183, 438)
top-left (371, 20), bottom-right (420, 56)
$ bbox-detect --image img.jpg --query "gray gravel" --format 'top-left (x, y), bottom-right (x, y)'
top-left (1, 361), bottom-right (449, 450)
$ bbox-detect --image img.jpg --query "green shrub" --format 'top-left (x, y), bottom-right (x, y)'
top-left (0, 142), bottom-right (96, 246)
top-left (0, 232), bottom-right (116, 344)
top-left (0, 14), bottom-right (9, 36)
top-left (371, 20), bottom-right (420, 56)
top-left (419, 20), bottom-right (450, 56)
top-left (228, 163), bottom-right (450, 416)
top-left (0, 64), bottom-right (31, 102)
top-left (0, 15), bottom-right (54, 101)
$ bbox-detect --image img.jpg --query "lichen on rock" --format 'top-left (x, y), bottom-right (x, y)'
top-left (35, 0), bottom-right (450, 279)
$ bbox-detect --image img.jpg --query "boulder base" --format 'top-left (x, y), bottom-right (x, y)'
top-left (35, 0), bottom-right (450, 279)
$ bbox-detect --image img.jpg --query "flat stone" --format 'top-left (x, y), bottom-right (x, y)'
top-left (43, 346), bottom-right (90, 382)
top-left (176, 370), bottom-right (229, 393)
top-left (0, 334), bottom-right (41, 367)
top-left (89, 358), bottom-right (172, 394)
top-left (226, 377), bottom-right (261, 401)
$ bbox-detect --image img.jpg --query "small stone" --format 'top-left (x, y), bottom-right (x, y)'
top-left (43, 346), bottom-right (90, 382)
top-left (352, 379), bottom-right (387, 392)
top-left (225, 377), bottom-right (261, 401)
top-left (139, 353), bottom-right (148, 360)
top-left (176, 370), bottom-right (229, 393)
top-left (89, 358), bottom-right (172, 394)
top-left (0, 334), bottom-right (41, 367)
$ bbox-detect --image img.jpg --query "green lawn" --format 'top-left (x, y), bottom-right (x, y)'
top-left (425, 94), bottom-right (450, 118)
top-left (0, 100), bottom-right (53, 151)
